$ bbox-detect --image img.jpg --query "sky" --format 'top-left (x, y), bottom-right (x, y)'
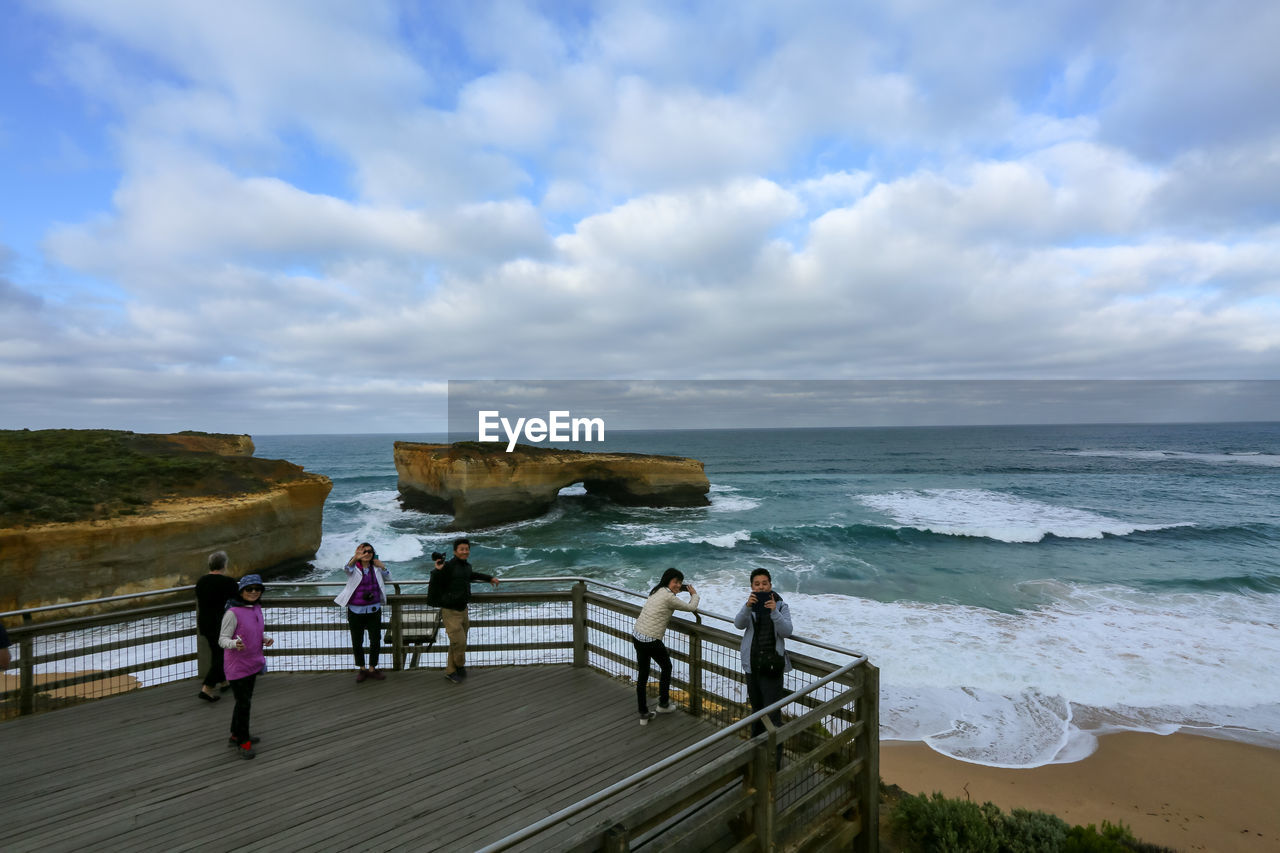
top-left (2, 1), bottom-right (1279, 435)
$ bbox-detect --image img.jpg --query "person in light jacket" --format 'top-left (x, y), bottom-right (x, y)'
top-left (734, 568), bottom-right (793, 739)
top-left (631, 568), bottom-right (699, 725)
top-left (334, 542), bottom-right (391, 683)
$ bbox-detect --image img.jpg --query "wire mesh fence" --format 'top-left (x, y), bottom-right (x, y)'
top-left (0, 583), bottom-right (582, 718)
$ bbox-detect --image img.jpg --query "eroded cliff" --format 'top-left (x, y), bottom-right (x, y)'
top-left (0, 430), bottom-right (331, 611)
top-left (395, 441), bottom-right (710, 529)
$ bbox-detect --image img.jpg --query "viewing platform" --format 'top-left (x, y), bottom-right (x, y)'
top-left (1, 578), bottom-right (878, 851)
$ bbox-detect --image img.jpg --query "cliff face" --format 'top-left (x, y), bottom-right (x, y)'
top-left (0, 475), bottom-right (331, 613)
top-left (395, 442), bottom-right (710, 529)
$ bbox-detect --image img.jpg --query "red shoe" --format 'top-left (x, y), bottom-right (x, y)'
top-left (369, 668), bottom-right (386, 680)
top-left (355, 669), bottom-right (369, 683)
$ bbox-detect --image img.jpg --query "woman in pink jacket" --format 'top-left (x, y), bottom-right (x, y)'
top-left (219, 574), bottom-right (274, 760)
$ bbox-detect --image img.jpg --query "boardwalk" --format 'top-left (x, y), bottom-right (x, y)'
top-left (2, 666), bottom-right (735, 852)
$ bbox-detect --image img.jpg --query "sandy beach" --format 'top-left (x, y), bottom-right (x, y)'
top-left (881, 732), bottom-right (1280, 852)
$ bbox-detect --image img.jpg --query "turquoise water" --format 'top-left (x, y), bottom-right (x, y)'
top-left (255, 423), bottom-right (1280, 767)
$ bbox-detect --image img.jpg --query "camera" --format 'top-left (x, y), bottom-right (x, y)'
top-left (361, 589), bottom-right (378, 603)
top-left (431, 551), bottom-right (446, 563)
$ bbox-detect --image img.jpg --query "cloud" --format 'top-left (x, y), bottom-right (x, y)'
top-left (4, 1), bottom-right (1279, 433)
top-left (1095, 2), bottom-right (1280, 159)
top-left (45, 157), bottom-right (550, 280)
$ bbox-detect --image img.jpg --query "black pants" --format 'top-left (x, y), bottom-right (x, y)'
top-left (632, 638), bottom-right (672, 715)
top-left (746, 669), bottom-right (786, 738)
top-left (200, 631), bottom-right (226, 688)
top-left (229, 673), bottom-right (258, 743)
top-left (347, 609), bottom-right (382, 669)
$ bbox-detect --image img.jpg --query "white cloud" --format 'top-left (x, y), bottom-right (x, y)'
top-left (4, 0), bottom-right (1280, 433)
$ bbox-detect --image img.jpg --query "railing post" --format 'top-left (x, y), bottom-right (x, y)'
top-left (571, 581), bottom-right (586, 668)
top-left (602, 823), bottom-right (630, 852)
top-left (19, 612), bottom-right (35, 716)
top-left (749, 731), bottom-right (777, 851)
top-left (390, 583), bottom-right (404, 671)
top-left (688, 617), bottom-right (703, 716)
top-left (854, 662), bottom-right (880, 853)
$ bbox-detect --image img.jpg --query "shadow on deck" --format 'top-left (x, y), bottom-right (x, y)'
top-left (0, 666), bottom-right (732, 852)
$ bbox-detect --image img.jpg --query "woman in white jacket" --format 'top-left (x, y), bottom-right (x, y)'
top-left (631, 568), bottom-right (699, 725)
top-left (334, 542), bottom-right (390, 682)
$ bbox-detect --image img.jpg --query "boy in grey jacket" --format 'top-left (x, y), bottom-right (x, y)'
top-left (733, 568), bottom-right (792, 738)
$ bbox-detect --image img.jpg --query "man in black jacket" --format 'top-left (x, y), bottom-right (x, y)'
top-left (195, 550), bottom-right (239, 702)
top-left (431, 538), bottom-right (499, 684)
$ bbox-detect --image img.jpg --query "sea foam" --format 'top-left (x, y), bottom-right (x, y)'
top-left (315, 489), bottom-right (426, 569)
top-left (708, 484), bottom-right (763, 513)
top-left (856, 488), bottom-right (1186, 543)
top-left (695, 579), bottom-right (1280, 767)
top-left (1058, 449), bottom-right (1280, 467)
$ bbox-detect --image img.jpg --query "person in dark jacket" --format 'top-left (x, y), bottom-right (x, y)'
top-left (195, 550), bottom-right (239, 702)
top-left (430, 538), bottom-right (499, 684)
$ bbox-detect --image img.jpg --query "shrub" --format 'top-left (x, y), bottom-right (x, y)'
top-left (0, 429), bottom-right (299, 526)
top-left (890, 791), bottom-right (999, 852)
top-left (887, 792), bottom-right (1178, 853)
top-left (996, 808), bottom-right (1070, 852)
top-left (1063, 820), bottom-right (1177, 853)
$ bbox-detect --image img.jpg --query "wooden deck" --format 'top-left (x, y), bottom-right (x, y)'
top-left (1, 665), bottom-right (737, 852)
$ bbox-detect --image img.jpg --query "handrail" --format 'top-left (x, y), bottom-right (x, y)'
top-left (0, 586), bottom-right (196, 619)
top-left (0, 575), bottom-right (868, 659)
top-left (476, 654), bottom-right (865, 852)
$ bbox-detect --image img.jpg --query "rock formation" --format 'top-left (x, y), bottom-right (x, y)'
top-left (395, 442), bottom-right (711, 529)
top-left (0, 431), bottom-right (331, 613)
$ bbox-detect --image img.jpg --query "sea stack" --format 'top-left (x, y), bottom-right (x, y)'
top-left (395, 441), bottom-right (711, 529)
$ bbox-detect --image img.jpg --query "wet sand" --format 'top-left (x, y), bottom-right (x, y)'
top-left (881, 732), bottom-right (1280, 852)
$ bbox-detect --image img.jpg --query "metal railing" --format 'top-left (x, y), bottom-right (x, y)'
top-left (0, 577), bottom-right (878, 851)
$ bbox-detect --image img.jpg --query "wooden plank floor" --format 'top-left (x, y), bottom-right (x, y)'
top-left (0, 665), bottom-right (738, 853)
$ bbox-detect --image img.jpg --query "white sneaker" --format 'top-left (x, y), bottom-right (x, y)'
top-left (655, 703), bottom-right (678, 714)
top-left (639, 712), bottom-right (656, 726)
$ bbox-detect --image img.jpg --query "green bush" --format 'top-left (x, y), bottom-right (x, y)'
top-left (0, 429), bottom-right (300, 526)
top-left (890, 792), bottom-right (999, 852)
top-left (996, 808), bottom-right (1069, 852)
top-left (1064, 820), bottom-right (1175, 853)
top-left (888, 792), bottom-right (1177, 853)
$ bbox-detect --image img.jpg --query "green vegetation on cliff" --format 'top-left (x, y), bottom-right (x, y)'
top-left (0, 429), bottom-right (306, 527)
top-left (881, 784), bottom-right (1177, 852)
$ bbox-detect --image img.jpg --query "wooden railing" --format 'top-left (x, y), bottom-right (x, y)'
top-left (0, 577), bottom-right (878, 851)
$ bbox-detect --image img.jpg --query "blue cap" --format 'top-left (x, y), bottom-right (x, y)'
top-left (238, 574), bottom-right (264, 591)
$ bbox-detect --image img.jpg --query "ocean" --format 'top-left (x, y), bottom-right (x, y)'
top-left (254, 423), bottom-right (1280, 768)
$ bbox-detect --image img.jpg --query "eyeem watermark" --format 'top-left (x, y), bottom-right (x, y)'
top-left (478, 410), bottom-right (606, 451)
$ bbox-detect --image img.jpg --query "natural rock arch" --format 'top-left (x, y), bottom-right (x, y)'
top-left (394, 442), bottom-right (711, 529)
